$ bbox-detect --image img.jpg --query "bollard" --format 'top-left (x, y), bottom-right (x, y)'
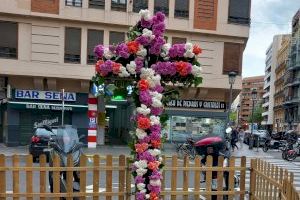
top-left (249, 135), bottom-right (254, 150)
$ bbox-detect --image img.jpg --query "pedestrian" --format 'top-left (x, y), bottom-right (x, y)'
top-left (239, 128), bottom-right (245, 149)
top-left (231, 127), bottom-right (239, 151)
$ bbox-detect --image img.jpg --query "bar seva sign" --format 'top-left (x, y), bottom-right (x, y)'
top-left (166, 99), bottom-right (226, 110)
top-left (15, 89), bottom-right (76, 102)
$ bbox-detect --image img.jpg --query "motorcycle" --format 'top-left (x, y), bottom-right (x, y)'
top-left (176, 137), bottom-right (196, 160)
top-left (262, 139), bottom-right (286, 152)
top-left (282, 139), bottom-right (300, 161)
top-left (44, 125), bottom-right (85, 200)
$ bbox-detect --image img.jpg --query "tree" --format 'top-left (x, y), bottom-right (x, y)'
top-left (248, 104), bottom-right (264, 125)
top-left (229, 111), bottom-right (237, 123)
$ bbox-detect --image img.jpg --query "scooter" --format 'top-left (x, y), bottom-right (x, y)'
top-left (262, 139), bottom-right (286, 152)
top-left (44, 125), bottom-right (85, 200)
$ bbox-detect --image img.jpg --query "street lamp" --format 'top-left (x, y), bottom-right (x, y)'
top-left (227, 71), bottom-right (237, 126)
top-left (237, 104), bottom-right (241, 126)
top-left (249, 88), bottom-right (257, 149)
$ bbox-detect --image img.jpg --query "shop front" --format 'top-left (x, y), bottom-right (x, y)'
top-left (2, 89), bottom-right (88, 146)
top-left (164, 99), bottom-right (227, 143)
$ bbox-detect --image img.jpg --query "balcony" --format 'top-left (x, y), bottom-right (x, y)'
top-left (262, 102), bottom-right (269, 108)
top-left (262, 111), bottom-right (269, 116)
top-left (274, 90), bottom-right (284, 98)
top-left (284, 96), bottom-right (300, 105)
top-left (284, 77), bottom-right (300, 87)
top-left (263, 92), bottom-right (270, 98)
top-left (287, 61), bottom-right (300, 71)
top-left (273, 104), bottom-right (283, 110)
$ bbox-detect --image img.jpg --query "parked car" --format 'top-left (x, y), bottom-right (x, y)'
top-left (29, 126), bottom-right (57, 162)
top-left (243, 130), bottom-right (269, 147)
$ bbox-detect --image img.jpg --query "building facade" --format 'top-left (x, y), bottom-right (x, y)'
top-left (262, 35), bottom-right (285, 131)
top-left (0, 0), bottom-right (250, 146)
top-left (239, 76), bottom-right (264, 127)
top-left (274, 35), bottom-right (290, 132)
top-left (284, 10), bottom-right (300, 131)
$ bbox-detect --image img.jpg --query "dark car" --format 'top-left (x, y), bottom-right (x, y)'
top-left (29, 127), bottom-right (57, 162)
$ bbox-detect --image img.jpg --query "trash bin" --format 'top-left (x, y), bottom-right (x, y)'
top-left (249, 135), bottom-right (254, 149)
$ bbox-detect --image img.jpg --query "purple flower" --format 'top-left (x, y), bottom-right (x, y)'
top-left (139, 91), bottom-right (152, 106)
top-left (153, 12), bottom-right (165, 24)
top-left (139, 136), bottom-right (150, 143)
top-left (136, 192), bottom-right (145, 200)
top-left (109, 45), bottom-right (116, 53)
top-left (147, 185), bottom-right (161, 193)
top-left (150, 171), bottom-right (162, 180)
top-left (116, 43), bottom-right (129, 58)
top-left (99, 60), bottom-right (113, 76)
top-left (152, 85), bottom-right (164, 93)
top-left (149, 131), bottom-right (160, 141)
top-left (135, 176), bottom-right (145, 184)
top-left (153, 22), bottom-right (165, 36)
top-left (138, 151), bottom-right (155, 162)
top-left (135, 58), bottom-right (144, 73)
top-left (169, 44), bottom-right (185, 58)
top-left (151, 107), bottom-right (163, 116)
top-left (186, 63), bottom-right (192, 74)
top-left (150, 36), bottom-right (165, 55)
top-left (94, 44), bottom-right (104, 58)
top-left (152, 62), bottom-right (176, 76)
top-left (141, 18), bottom-right (153, 28)
top-left (136, 36), bottom-right (150, 46)
top-left (150, 124), bottom-right (161, 133)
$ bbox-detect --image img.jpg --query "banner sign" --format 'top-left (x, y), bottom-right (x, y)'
top-left (166, 99), bottom-right (226, 110)
top-left (89, 118), bottom-right (97, 129)
top-left (34, 117), bottom-right (59, 129)
top-left (15, 89), bottom-right (76, 102)
top-left (25, 103), bottom-right (73, 111)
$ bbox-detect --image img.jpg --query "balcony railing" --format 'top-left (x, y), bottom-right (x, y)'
top-left (174, 10), bottom-right (189, 19)
top-left (89, 0), bottom-right (105, 9)
top-left (111, 1), bottom-right (127, 12)
top-left (65, 0), bottom-right (82, 7)
top-left (64, 54), bottom-right (81, 63)
top-left (0, 46), bottom-right (17, 59)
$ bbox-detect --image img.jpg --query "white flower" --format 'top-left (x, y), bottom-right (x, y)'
top-left (136, 128), bottom-right (147, 139)
top-left (152, 98), bottom-right (163, 108)
top-left (185, 42), bottom-right (193, 50)
top-left (184, 50), bottom-right (195, 58)
top-left (150, 116), bottom-right (160, 125)
top-left (145, 194), bottom-right (150, 199)
top-left (140, 68), bottom-right (155, 79)
top-left (150, 179), bottom-right (161, 187)
top-left (141, 189), bottom-right (147, 194)
top-left (118, 66), bottom-right (130, 77)
top-left (162, 43), bottom-right (171, 51)
top-left (142, 28), bottom-right (153, 38)
top-left (163, 56), bottom-right (170, 61)
top-left (103, 48), bottom-right (113, 59)
top-left (136, 168), bottom-right (148, 176)
top-left (158, 156), bottom-right (163, 162)
top-left (126, 61), bottom-right (136, 75)
top-left (149, 149), bottom-right (161, 156)
top-left (137, 46), bottom-right (147, 57)
top-left (137, 104), bottom-right (151, 116)
top-left (134, 160), bottom-right (148, 169)
top-left (139, 9), bottom-right (151, 21)
top-left (191, 65), bottom-right (202, 77)
top-left (137, 183), bottom-right (146, 191)
top-left (152, 75), bottom-right (161, 85)
top-left (150, 91), bottom-right (163, 100)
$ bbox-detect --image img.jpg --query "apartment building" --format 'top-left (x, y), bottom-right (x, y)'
top-left (0, 0), bottom-right (250, 146)
top-left (239, 76), bottom-right (264, 126)
top-left (284, 10), bottom-right (300, 131)
top-left (262, 35), bottom-right (286, 131)
top-left (274, 35), bottom-right (290, 132)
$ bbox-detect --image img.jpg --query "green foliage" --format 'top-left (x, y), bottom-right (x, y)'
top-left (248, 105), bottom-right (264, 124)
top-left (229, 111), bottom-right (237, 122)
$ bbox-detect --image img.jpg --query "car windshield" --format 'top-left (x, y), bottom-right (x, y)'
top-left (56, 125), bottom-right (78, 153)
top-left (35, 128), bottom-right (56, 137)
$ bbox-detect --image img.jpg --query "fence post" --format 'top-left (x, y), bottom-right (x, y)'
top-left (239, 157), bottom-right (246, 200)
top-left (125, 157), bottom-right (131, 200)
top-left (53, 154), bottom-right (60, 200)
top-left (162, 155), bottom-right (166, 200)
top-left (228, 157), bottom-right (235, 200)
top-left (205, 156), bottom-right (212, 200)
top-left (66, 154), bottom-right (74, 200)
top-left (171, 155), bottom-right (178, 200)
top-left (183, 156), bottom-right (189, 200)
top-left (26, 155), bottom-right (33, 200)
top-left (106, 155), bottom-right (113, 200)
top-left (0, 154), bottom-right (6, 200)
top-left (80, 155), bottom-right (87, 200)
top-left (194, 156), bottom-right (201, 200)
top-left (39, 154), bottom-right (47, 200)
top-left (93, 155), bottom-right (100, 200)
top-left (249, 159), bottom-right (257, 200)
top-left (12, 155), bottom-right (19, 200)
top-left (217, 156), bottom-right (224, 200)
top-left (119, 155), bottom-right (126, 200)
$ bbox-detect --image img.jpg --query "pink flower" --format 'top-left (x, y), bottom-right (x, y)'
top-left (137, 116), bottom-right (151, 130)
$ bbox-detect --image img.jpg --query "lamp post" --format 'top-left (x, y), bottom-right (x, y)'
top-left (237, 104), bottom-right (241, 126)
top-left (249, 88), bottom-right (257, 150)
top-left (227, 71), bottom-right (237, 127)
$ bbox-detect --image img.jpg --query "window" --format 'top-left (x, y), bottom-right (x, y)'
top-left (0, 21), bottom-right (18, 59)
top-left (65, 0), bottom-right (82, 7)
top-left (175, 0), bottom-right (189, 19)
top-left (133, 0), bottom-right (148, 13)
top-left (154, 0), bottom-right (169, 16)
top-left (109, 31), bottom-right (125, 45)
top-left (223, 42), bottom-right (243, 74)
top-left (172, 37), bottom-right (186, 45)
top-left (228, 0), bottom-right (251, 25)
top-left (111, 0), bottom-right (127, 12)
top-left (65, 27), bottom-right (81, 63)
top-left (87, 30), bottom-right (104, 64)
top-left (89, 0), bottom-right (105, 9)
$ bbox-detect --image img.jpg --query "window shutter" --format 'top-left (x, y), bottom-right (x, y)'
top-left (223, 42), bottom-right (243, 74)
top-left (193, 0), bottom-right (218, 30)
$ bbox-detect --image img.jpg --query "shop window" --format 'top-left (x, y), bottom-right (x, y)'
top-left (154, 0), bottom-right (169, 16)
top-left (109, 31), bottom-right (125, 45)
top-left (172, 37), bottom-right (187, 45)
top-left (0, 21), bottom-right (18, 59)
top-left (111, 0), bottom-right (127, 12)
top-left (133, 0), bottom-right (148, 13)
top-left (228, 0), bottom-right (251, 25)
top-left (65, 0), bottom-right (82, 7)
top-left (89, 0), bottom-right (105, 9)
top-left (175, 0), bottom-right (189, 19)
top-left (64, 27), bottom-right (81, 63)
top-left (87, 29), bottom-right (104, 64)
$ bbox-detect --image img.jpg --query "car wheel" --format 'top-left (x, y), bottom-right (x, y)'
top-left (262, 145), bottom-right (269, 152)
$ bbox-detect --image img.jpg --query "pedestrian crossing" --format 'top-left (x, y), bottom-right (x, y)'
top-left (234, 157), bottom-right (300, 191)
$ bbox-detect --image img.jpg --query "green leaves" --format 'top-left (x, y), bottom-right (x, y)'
top-left (193, 77), bottom-right (203, 87)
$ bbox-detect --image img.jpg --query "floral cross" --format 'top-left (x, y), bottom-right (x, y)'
top-left (92, 10), bottom-right (202, 200)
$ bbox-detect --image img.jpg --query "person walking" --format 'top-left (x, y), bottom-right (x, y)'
top-left (231, 127), bottom-right (239, 151)
top-left (239, 128), bottom-right (245, 149)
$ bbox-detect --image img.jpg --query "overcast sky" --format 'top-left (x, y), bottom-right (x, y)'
top-left (242, 0), bottom-right (300, 78)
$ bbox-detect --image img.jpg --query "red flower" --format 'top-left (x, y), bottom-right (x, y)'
top-left (151, 139), bottom-right (161, 148)
top-left (138, 79), bottom-right (150, 91)
top-left (193, 45), bottom-right (202, 55)
top-left (95, 60), bottom-right (104, 74)
top-left (112, 62), bottom-right (121, 74)
top-left (137, 116), bottom-right (151, 130)
top-left (127, 41), bottom-right (139, 54)
top-left (150, 192), bottom-right (159, 200)
top-left (148, 161), bottom-right (160, 171)
top-left (135, 143), bottom-right (149, 153)
top-left (175, 61), bottom-right (189, 76)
